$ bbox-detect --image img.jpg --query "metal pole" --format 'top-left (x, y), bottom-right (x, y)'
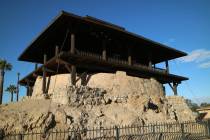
top-left (16, 72), bottom-right (20, 101)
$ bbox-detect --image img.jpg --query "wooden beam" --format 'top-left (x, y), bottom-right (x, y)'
top-left (75, 72), bottom-right (87, 85)
top-left (45, 68), bottom-right (56, 73)
top-left (42, 54), bottom-right (47, 94)
top-left (26, 79), bottom-right (30, 96)
top-left (102, 40), bottom-right (106, 60)
top-left (168, 82), bottom-right (178, 96)
top-left (149, 60), bottom-right (152, 68)
top-left (29, 86), bottom-right (33, 96)
top-left (56, 58), bottom-right (72, 73)
top-left (55, 45), bottom-right (59, 56)
top-left (71, 65), bottom-right (76, 85)
top-left (64, 64), bottom-right (72, 73)
top-left (128, 48), bottom-right (132, 65)
top-left (70, 33), bottom-right (75, 54)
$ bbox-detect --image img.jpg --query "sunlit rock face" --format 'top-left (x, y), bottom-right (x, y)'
top-left (32, 71), bottom-right (165, 104)
top-left (0, 71), bottom-right (195, 134)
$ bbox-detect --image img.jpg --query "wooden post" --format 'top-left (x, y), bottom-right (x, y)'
top-left (71, 65), bottom-right (76, 85)
top-left (26, 79), bottom-right (30, 96)
top-left (148, 54), bottom-right (152, 68)
top-left (70, 33), bottom-right (75, 54)
top-left (29, 86), bottom-right (33, 96)
top-left (81, 72), bottom-right (87, 86)
top-left (102, 40), bottom-right (107, 60)
top-left (149, 60), bottom-right (152, 68)
top-left (173, 82), bottom-right (178, 96)
top-left (166, 60), bottom-right (169, 73)
top-left (128, 48), bottom-right (132, 65)
top-left (16, 73), bottom-right (20, 101)
top-left (42, 54), bottom-right (47, 94)
top-left (55, 45), bottom-right (59, 56)
top-left (35, 63), bottom-right (38, 70)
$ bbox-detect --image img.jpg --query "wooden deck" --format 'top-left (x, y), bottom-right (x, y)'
top-left (19, 51), bottom-right (188, 86)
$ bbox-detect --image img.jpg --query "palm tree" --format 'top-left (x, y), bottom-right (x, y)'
top-left (5, 85), bottom-right (17, 102)
top-left (0, 59), bottom-right (12, 104)
top-left (16, 72), bottom-right (20, 101)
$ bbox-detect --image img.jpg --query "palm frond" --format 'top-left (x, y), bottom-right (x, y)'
top-left (0, 59), bottom-right (12, 71)
top-left (5, 84), bottom-right (17, 93)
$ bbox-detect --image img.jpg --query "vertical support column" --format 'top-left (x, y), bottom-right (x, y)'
top-left (128, 48), bottom-right (132, 65)
top-left (16, 73), bottom-right (20, 101)
top-left (55, 45), bottom-right (59, 56)
top-left (162, 85), bottom-right (166, 96)
top-left (26, 79), bottom-right (30, 96)
top-left (35, 63), bottom-right (38, 70)
top-left (149, 60), bottom-right (152, 68)
top-left (148, 54), bottom-right (152, 68)
top-left (153, 64), bottom-right (156, 69)
top-left (70, 33), bottom-right (77, 86)
top-left (81, 72), bottom-right (87, 86)
top-left (42, 54), bottom-right (47, 94)
top-left (29, 86), bottom-right (33, 96)
top-left (173, 82), bottom-right (178, 96)
top-left (70, 33), bottom-right (75, 54)
top-left (102, 40), bottom-right (107, 60)
top-left (166, 60), bottom-right (169, 73)
top-left (71, 65), bottom-right (76, 85)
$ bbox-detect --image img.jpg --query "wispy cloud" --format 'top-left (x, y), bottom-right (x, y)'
top-left (199, 61), bottom-right (210, 68)
top-left (179, 49), bottom-right (210, 68)
top-left (163, 38), bottom-right (176, 45)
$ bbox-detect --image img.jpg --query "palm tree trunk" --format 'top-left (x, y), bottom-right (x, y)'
top-left (11, 92), bottom-right (13, 102)
top-left (0, 69), bottom-right (5, 104)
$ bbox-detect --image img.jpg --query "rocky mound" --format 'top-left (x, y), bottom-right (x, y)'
top-left (0, 71), bottom-right (195, 134)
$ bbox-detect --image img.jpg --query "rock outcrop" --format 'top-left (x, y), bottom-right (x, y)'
top-left (0, 71), bottom-right (195, 134)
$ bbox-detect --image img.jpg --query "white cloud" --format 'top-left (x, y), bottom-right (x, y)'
top-left (178, 49), bottom-right (210, 69)
top-left (179, 49), bottom-right (210, 63)
top-left (199, 61), bottom-right (210, 68)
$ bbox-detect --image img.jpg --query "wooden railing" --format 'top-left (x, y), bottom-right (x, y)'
top-left (77, 50), bottom-right (167, 74)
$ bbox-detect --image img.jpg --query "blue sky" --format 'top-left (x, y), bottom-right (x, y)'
top-left (0, 0), bottom-right (210, 104)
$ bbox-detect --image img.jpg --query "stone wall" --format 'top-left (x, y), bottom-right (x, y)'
top-left (166, 96), bottom-right (196, 121)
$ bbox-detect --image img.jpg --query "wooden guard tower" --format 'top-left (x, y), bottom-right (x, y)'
top-left (18, 11), bottom-right (188, 96)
